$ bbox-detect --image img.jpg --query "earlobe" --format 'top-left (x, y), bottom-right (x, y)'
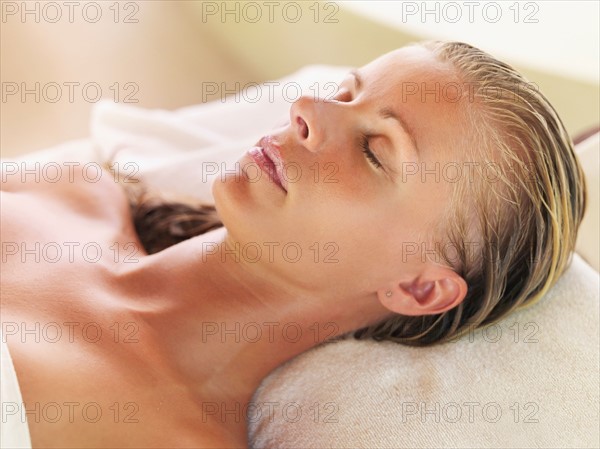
top-left (377, 270), bottom-right (467, 316)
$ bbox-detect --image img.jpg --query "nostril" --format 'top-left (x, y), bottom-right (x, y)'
top-left (297, 116), bottom-right (309, 139)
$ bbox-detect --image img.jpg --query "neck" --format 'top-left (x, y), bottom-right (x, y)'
top-left (117, 227), bottom-right (389, 432)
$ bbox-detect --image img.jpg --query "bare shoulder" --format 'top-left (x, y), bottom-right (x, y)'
top-left (1, 161), bottom-right (132, 225)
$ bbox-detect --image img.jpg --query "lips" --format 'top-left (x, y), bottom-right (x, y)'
top-left (247, 136), bottom-right (288, 193)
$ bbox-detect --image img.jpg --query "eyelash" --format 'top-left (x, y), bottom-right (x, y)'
top-left (360, 134), bottom-right (383, 169)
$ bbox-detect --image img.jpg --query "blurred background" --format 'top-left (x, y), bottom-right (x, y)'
top-left (1, 0), bottom-right (598, 157)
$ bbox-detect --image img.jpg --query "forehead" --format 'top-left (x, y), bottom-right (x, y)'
top-left (362, 45), bottom-right (451, 84)
top-left (359, 45), bottom-right (471, 162)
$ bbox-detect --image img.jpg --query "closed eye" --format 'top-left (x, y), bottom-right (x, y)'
top-left (360, 134), bottom-right (383, 169)
top-left (336, 80), bottom-right (385, 171)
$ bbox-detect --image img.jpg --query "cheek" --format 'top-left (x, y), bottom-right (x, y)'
top-left (310, 157), bottom-right (385, 207)
top-left (313, 191), bottom-right (402, 254)
top-left (315, 214), bottom-right (415, 290)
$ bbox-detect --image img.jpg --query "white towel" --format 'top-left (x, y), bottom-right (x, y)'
top-left (0, 331), bottom-right (32, 449)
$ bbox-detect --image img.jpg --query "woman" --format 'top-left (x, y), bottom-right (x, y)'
top-left (0, 41), bottom-right (586, 448)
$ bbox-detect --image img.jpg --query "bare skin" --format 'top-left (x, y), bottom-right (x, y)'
top-left (1, 45), bottom-right (470, 448)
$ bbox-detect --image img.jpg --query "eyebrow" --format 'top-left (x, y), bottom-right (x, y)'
top-left (378, 107), bottom-right (419, 157)
top-left (349, 70), bottom-right (419, 158)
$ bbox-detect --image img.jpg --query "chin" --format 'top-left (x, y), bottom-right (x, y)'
top-left (211, 172), bottom-right (260, 243)
top-left (211, 172), bottom-right (242, 230)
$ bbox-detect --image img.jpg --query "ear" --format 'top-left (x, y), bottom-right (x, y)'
top-left (377, 267), bottom-right (467, 316)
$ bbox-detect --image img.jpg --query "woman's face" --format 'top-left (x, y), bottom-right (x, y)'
top-left (213, 45), bottom-right (469, 300)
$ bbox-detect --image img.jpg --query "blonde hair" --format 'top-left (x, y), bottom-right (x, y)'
top-left (353, 41), bottom-right (587, 346)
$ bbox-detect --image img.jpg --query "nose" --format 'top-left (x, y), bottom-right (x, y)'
top-left (289, 95), bottom-right (323, 153)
